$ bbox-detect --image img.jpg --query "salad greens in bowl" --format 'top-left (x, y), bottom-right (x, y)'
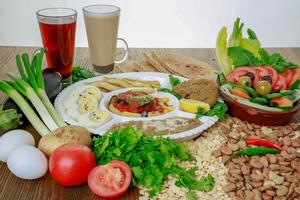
top-left (216, 18), bottom-right (300, 125)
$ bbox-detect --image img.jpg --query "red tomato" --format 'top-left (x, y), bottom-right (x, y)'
top-left (88, 160), bottom-right (132, 199)
top-left (227, 67), bottom-right (259, 84)
top-left (274, 74), bottom-right (287, 90)
top-left (282, 69), bottom-right (293, 86)
top-left (289, 68), bottom-right (300, 88)
top-left (263, 66), bottom-right (279, 88)
top-left (49, 144), bottom-right (96, 187)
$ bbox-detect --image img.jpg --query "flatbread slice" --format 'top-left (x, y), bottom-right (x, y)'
top-left (115, 61), bottom-right (139, 73)
top-left (134, 59), bottom-right (158, 72)
top-left (150, 51), bottom-right (217, 79)
top-left (144, 52), bottom-right (171, 73)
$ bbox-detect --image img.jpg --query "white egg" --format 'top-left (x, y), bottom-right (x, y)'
top-left (7, 145), bottom-right (48, 180)
top-left (0, 130), bottom-right (35, 162)
top-left (78, 110), bottom-right (111, 128)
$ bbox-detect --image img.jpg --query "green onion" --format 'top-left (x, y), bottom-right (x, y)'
top-left (18, 49), bottom-right (66, 127)
top-left (0, 82), bottom-right (49, 136)
top-left (6, 73), bottom-right (59, 131)
top-left (0, 104), bottom-right (22, 131)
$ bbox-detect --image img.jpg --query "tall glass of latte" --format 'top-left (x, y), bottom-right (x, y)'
top-left (83, 5), bottom-right (128, 73)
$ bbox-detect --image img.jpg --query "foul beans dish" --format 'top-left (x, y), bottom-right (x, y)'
top-left (108, 91), bottom-right (174, 117)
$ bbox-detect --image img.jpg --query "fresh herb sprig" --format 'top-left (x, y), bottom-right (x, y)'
top-left (157, 75), bottom-right (182, 99)
top-left (92, 126), bottom-right (215, 196)
top-left (196, 102), bottom-right (228, 120)
top-left (72, 66), bottom-right (96, 83)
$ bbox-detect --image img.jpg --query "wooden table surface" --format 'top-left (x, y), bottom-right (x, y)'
top-left (0, 46), bottom-right (300, 200)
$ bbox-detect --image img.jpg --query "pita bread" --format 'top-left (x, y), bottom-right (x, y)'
top-left (144, 52), bottom-right (171, 73)
top-left (115, 61), bottom-right (139, 73)
top-left (134, 60), bottom-right (158, 72)
top-left (149, 51), bottom-right (217, 79)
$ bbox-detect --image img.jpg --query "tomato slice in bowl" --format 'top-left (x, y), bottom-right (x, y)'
top-left (274, 74), bottom-right (287, 90)
top-left (289, 68), bottom-right (300, 88)
top-left (263, 66), bottom-right (279, 88)
top-left (282, 68), bottom-right (293, 86)
top-left (88, 160), bottom-right (132, 199)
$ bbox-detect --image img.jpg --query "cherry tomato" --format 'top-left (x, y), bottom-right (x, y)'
top-left (254, 80), bottom-right (272, 96)
top-left (88, 160), bottom-right (132, 199)
top-left (274, 74), bottom-right (287, 90)
top-left (49, 144), bottom-right (96, 187)
top-left (289, 68), bottom-right (300, 88)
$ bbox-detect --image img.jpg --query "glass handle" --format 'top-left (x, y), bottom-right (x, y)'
top-left (115, 38), bottom-right (128, 64)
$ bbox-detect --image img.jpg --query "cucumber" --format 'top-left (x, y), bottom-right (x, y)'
top-left (250, 97), bottom-right (268, 105)
top-left (244, 86), bottom-right (257, 97)
top-left (264, 93), bottom-right (282, 99)
top-left (289, 79), bottom-right (300, 90)
top-left (280, 90), bottom-right (294, 96)
top-left (218, 73), bottom-right (226, 86)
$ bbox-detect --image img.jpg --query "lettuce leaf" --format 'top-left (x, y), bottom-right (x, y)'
top-left (216, 27), bottom-right (233, 75)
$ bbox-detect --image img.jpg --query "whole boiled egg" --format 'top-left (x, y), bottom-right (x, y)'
top-left (0, 130), bottom-right (35, 162)
top-left (7, 145), bottom-right (48, 180)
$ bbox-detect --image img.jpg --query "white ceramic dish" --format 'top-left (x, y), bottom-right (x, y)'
top-left (54, 72), bottom-right (218, 140)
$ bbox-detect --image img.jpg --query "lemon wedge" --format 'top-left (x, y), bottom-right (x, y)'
top-left (179, 99), bottom-right (210, 113)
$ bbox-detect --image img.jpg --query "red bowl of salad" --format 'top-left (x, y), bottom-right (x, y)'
top-left (216, 17), bottom-right (300, 125)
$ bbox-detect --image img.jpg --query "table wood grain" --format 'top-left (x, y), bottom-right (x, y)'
top-left (0, 46), bottom-right (300, 200)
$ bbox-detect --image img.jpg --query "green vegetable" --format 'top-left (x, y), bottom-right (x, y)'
top-left (0, 104), bottom-right (22, 131)
top-left (250, 97), bottom-right (268, 105)
top-left (264, 93), bottom-right (282, 99)
top-left (196, 102), bottom-right (228, 120)
top-left (244, 86), bottom-right (257, 97)
top-left (0, 82), bottom-right (49, 135)
top-left (216, 27), bottom-right (233, 75)
top-left (169, 74), bottom-right (181, 87)
top-left (228, 47), bottom-right (261, 67)
top-left (289, 80), bottom-right (300, 90)
top-left (72, 66), bottom-right (96, 83)
top-left (280, 90), bottom-right (294, 96)
top-left (157, 88), bottom-right (182, 99)
top-left (218, 73), bottom-right (226, 86)
top-left (225, 147), bottom-right (279, 164)
top-left (92, 126), bottom-right (215, 196)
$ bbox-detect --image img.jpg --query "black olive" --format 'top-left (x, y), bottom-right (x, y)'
top-left (245, 82), bottom-right (252, 87)
top-left (271, 89), bottom-right (280, 93)
top-left (141, 111), bottom-right (148, 117)
top-left (269, 101), bottom-right (278, 107)
top-left (244, 72), bottom-right (255, 80)
top-left (262, 76), bottom-right (272, 84)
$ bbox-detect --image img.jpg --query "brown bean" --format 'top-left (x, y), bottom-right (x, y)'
top-left (277, 129), bottom-right (284, 137)
top-left (291, 138), bottom-right (300, 147)
top-left (251, 173), bottom-right (264, 182)
top-left (288, 122), bottom-right (298, 130)
top-left (276, 185), bottom-right (288, 196)
top-left (232, 157), bottom-right (246, 165)
top-left (223, 183), bottom-right (236, 192)
top-left (269, 164), bottom-right (280, 170)
top-left (245, 191), bottom-right (255, 200)
top-left (279, 166), bottom-right (293, 173)
top-left (294, 186), bottom-right (300, 194)
top-left (262, 193), bottom-right (272, 200)
top-left (282, 127), bottom-right (291, 136)
top-left (282, 181), bottom-right (290, 187)
top-left (228, 142), bottom-right (239, 151)
top-left (282, 136), bottom-right (291, 146)
top-left (278, 160), bottom-right (290, 166)
top-left (236, 190), bottom-right (246, 199)
top-left (268, 154), bottom-right (277, 164)
top-left (230, 168), bottom-right (242, 175)
top-left (220, 125), bottom-right (229, 134)
top-left (290, 160), bottom-right (300, 171)
top-left (249, 181), bottom-right (263, 188)
top-left (277, 156), bottom-right (285, 163)
top-left (285, 146), bottom-right (296, 154)
top-left (287, 182), bottom-right (296, 196)
top-left (262, 167), bottom-right (269, 179)
top-left (241, 165), bottom-right (250, 175)
top-left (236, 181), bottom-right (244, 189)
top-left (265, 190), bottom-right (276, 196)
top-left (237, 140), bottom-right (246, 149)
top-left (281, 151), bottom-right (296, 161)
top-left (286, 175), bottom-right (298, 183)
top-left (221, 145), bottom-right (233, 155)
top-left (253, 189), bottom-right (262, 200)
top-left (259, 157), bottom-right (269, 168)
top-left (262, 180), bottom-right (275, 190)
top-left (250, 158), bottom-right (263, 169)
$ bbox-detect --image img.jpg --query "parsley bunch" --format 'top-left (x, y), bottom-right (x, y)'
top-left (92, 126), bottom-right (215, 196)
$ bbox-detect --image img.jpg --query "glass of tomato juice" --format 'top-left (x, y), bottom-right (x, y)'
top-left (36, 8), bottom-right (77, 85)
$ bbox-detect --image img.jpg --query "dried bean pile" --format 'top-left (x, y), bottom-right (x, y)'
top-left (214, 117), bottom-right (300, 200)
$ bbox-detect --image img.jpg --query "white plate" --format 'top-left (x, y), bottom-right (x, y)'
top-left (54, 72), bottom-right (218, 140)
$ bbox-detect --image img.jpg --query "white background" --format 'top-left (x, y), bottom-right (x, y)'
top-left (0, 0), bottom-right (300, 48)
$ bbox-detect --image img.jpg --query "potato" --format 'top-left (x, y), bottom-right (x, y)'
top-left (38, 125), bottom-right (91, 157)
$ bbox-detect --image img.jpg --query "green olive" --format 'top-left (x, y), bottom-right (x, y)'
top-left (239, 76), bottom-right (252, 87)
top-left (254, 80), bottom-right (272, 96)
